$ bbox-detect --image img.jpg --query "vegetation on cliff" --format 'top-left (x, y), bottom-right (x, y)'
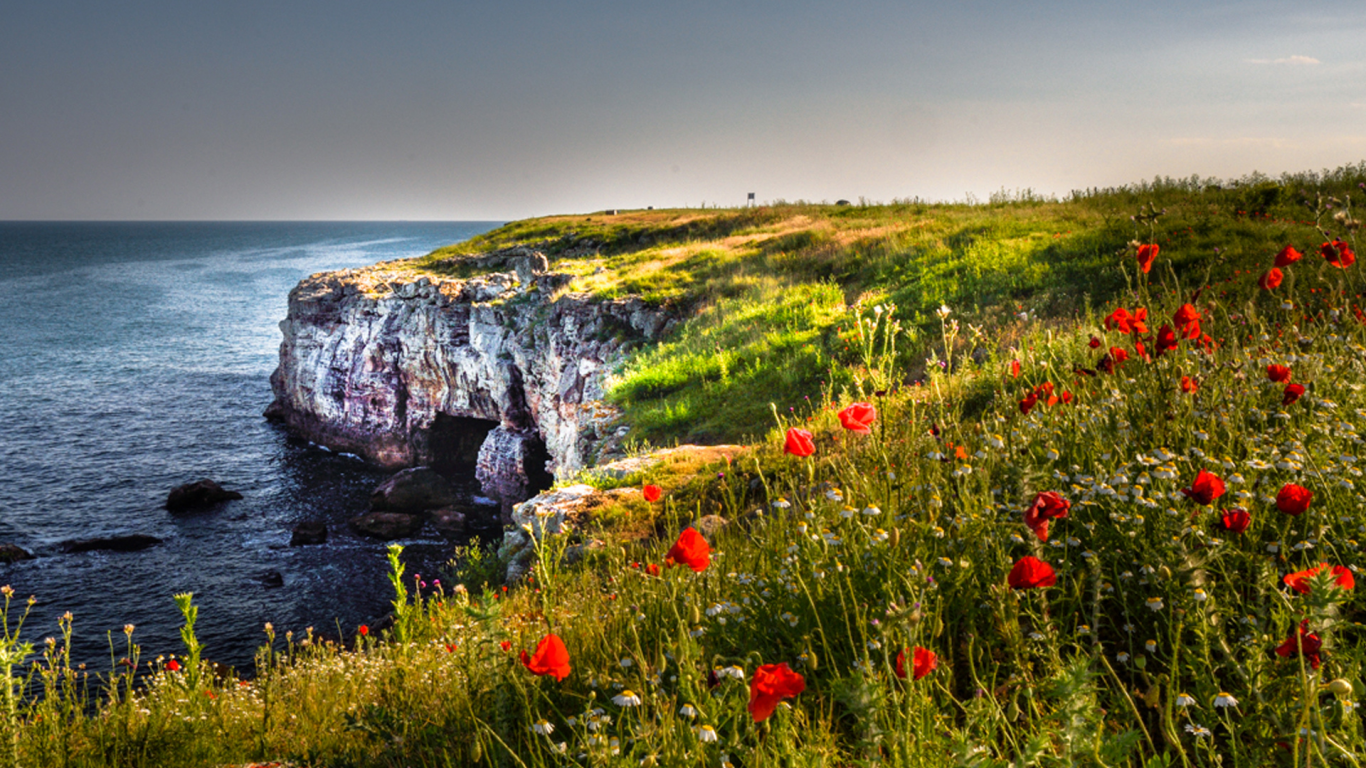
top-left (2, 163), bottom-right (1366, 767)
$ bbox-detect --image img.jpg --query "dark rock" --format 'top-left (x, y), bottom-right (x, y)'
top-left (348, 512), bottom-right (423, 540)
top-left (166, 479), bottom-right (243, 512)
top-left (60, 535), bottom-right (162, 554)
top-left (835, 199), bottom-right (851, 206)
top-left (260, 571), bottom-right (284, 588)
top-left (0, 544), bottom-right (33, 564)
top-left (290, 521), bottom-right (328, 546)
top-left (690, 515), bottom-right (730, 540)
top-left (370, 467), bottom-right (459, 514)
top-left (430, 507), bottom-right (467, 538)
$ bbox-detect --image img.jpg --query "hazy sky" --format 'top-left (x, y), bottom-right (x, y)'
top-left (3, 0), bottom-right (1364, 220)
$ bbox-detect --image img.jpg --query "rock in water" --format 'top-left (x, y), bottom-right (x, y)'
top-left (166, 479), bottom-right (243, 512)
top-left (430, 507), bottom-right (467, 538)
top-left (348, 512), bottom-right (423, 540)
top-left (0, 544), bottom-right (33, 563)
top-left (289, 521), bottom-right (328, 546)
top-left (370, 467), bottom-right (459, 513)
top-left (60, 535), bottom-right (162, 554)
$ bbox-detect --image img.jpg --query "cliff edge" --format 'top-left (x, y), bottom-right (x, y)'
top-left (266, 247), bottom-right (672, 517)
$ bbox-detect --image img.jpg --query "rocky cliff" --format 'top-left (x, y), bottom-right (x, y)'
top-left (267, 247), bottom-right (672, 517)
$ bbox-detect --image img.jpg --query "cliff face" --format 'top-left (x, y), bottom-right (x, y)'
top-left (267, 248), bottom-right (671, 517)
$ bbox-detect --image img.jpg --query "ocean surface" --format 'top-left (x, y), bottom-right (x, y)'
top-left (0, 221), bottom-right (500, 672)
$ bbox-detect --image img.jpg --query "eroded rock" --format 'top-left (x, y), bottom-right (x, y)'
top-left (166, 479), bottom-right (243, 512)
top-left (61, 535), bottom-right (162, 554)
top-left (348, 512), bottom-right (423, 540)
top-left (290, 521), bottom-right (328, 546)
top-left (0, 544), bottom-right (33, 564)
top-left (370, 467), bottom-right (459, 513)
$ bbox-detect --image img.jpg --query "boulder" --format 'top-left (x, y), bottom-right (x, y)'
top-left (370, 467), bottom-right (459, 513)
top-left (430, 507), bottom-right (467, 538)
top-left (289, 521), bottom-right (328, 546)
top-left (60, 535), bottom-right (162, 554)
top-left (348, 512), bottom-right (423, 540)
top-left (166, 479), bottom-right (243, 512)
top-left (260, 571), bottom-right (285, 588)
top-left (0, 544), bottom-right (33, 564)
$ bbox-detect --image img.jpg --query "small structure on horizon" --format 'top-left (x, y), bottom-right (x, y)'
top-left (747, 192), bottom-right (755, 207)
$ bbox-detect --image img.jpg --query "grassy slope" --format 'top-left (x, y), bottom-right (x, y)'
top-left (414, 164), bottom-right (1366, 448)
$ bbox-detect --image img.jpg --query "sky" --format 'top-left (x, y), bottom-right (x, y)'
top-left (2, 0), bottom-right (1365, 220)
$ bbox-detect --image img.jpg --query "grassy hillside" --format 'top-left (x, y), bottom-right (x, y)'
top-left (3, 163), bottom-right (1365, 767)
top-left (415, 163), bottom-right (1366, 447)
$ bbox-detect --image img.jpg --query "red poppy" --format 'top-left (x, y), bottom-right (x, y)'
top-left (665, 527), bottom-right (711, 572)
top-left (1007, 556), bottom-right (1056, 590)
top-left (519, 634), bottom-right (571, 681)
top-left (1060, 390), bottom-right (1073, 404)
top-left (895, 646), bottom-right (938, 680)
top-left (838, 402), bottom-right (877, 434)
top-left (1266, 364), bottom-right (1291, 383)
top-left (1282, 383), bottom-right (1305, 406)
top-left (1283, 563), bottom-right (1355, 594)
top-left (1019, 392), bottom-right (1038, 415)
top-left (1088, 335), bottom-right (1101, 349)
top-left (499, 640), bottom-right (513, 652)
top-left (1276, 483), bottom-right (1313, 516)
top-left (1105, 307), bottom-right (1148, 334)
top-left (445, 643), bottom-right (458, 653)
top-left (1023, 491), bottom-right (1070, 542)
top-left (1275, 620), bottom-right (1323, 670)
top-left (1322, 240), bottom-right (1356, 268)
top-left (1009, 359), bottom-right (1021, 378)
top-left (166, 659), bottom-right (181, 672)
top-left (1221, 508), bottom-right (1251, 534)
top-left (1135, 244), bottom-right (1159, 274)
top-left (1173, 304), bottom-right (1202, 339)
top-left (748, 662), bottom-right (805, 722)
top-left (642, 484), bottom-right (662, 502)
top-left (1259, 268), bottom-right (1283, 290)
top-left (1180, 376), bottom-right (1198, 394)
top-left (1109, 347), bottom-right (1130, 365)
top-left (784, 427), bottom-right (815, 457)
top-left (645, 563), bottom-right (661, 577)
top-left (1180, 469), bottom-right (1225, 506)
top-left (1154, 324), bottom-right (1179, 356)
top-left (358, 624), bottom-right (369, 637)
top-left (1274, 245), bottom-right (1303, 267)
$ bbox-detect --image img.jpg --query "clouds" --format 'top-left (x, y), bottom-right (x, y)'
top-left (1246, 55), bottom-right (1321, 65)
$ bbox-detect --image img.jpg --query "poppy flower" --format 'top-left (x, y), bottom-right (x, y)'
top-left (1180, 376), bottom-right (1199, 394)
top-left (1259, 268), bottom-right (1283, 290)
top-left (1105, 307), bottom-right (1148, 334)
top-left (1009, 359), bottom-right (1021, 377)
top-left (166, 659), bottom-right (181, 672)
top-left (895, 646), bottom-right (938, 680)
top-left (1322, 240), bottom-right (1356, 268)
top-left (499, 640), bottom-right (512, 652)
top-left (520, 634), bottom-right (571, 681)
top-left (645, 563), bottom-right (661, 576)
top-left (1109, 347), bottom-right (1130, 365)
top-left (837, 402), bottom-right (877, 434)
top-left (1136, 244), bottom-right (1159, 274)
top-left (1154, 324), bottom-right (1179, 356)
top-left (1008, 556), bottom-right (1056, 590)
top-left (748, 662), bottom-right (805, 722)
top-left (1276, 483), bottom-right (1313, 516)
top-left (358, 624), bottom-right (369, 637)
top-left (1282, 383), bottom-right (1305, 406)
top-left (642, 484), bottom-right (662, 502)
top-left (1274, 245), bottom-right (1303, 267)
top-left (1221, 508), bottom-right (1251, 534)
top-left (1275, 620), bottom-right (1323, 670)
top-left (1060, 390), bottom-right (1073, 404)
top-left (1019, 392), bottom-right (1038, 415)
top-left (1180, 469), bottom-right (1225, 506)
top-left (665, 527), bottom-right (711, 572)
top-left (1023, 491), bottom-right (1070, 542)
top-left (1266, 364), bottom-right (1291, 383)
top-left (1283, 564), bottom-right (1355, 595)
top-left (1088, 335), bottom-right (1101, 349)
top-left (1173, 304), bottom-right (1202, 339)
top-left (784, 427), bottom-right (815, 457)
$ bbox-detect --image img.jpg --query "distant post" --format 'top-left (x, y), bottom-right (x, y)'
top-left (747, 192), bottom-right (756, 207)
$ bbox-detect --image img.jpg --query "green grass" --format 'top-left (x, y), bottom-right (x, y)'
top-left (1, 164), bottom-right (1364, 767)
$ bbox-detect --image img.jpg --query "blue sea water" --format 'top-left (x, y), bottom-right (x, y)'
top-left (0, 221), bottom-right (499, 672)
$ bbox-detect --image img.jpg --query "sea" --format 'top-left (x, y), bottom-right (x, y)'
top-left (0, 221), bottom-right (500, 673)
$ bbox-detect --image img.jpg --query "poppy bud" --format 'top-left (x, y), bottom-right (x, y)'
top-left (469, 742), bottom-right (482, 763)
top-left (1157, 565), bottom-right (1172, 582)
top-left (1144, 683), bottom-right (1160, 709)
top-left (1328, 678), bottom-right (1353, 696)
top-left (1006, 696), bottom-right (1021, 721)
top-left (805, 644), bottom-right (819, 671)
top-left (889, 528), bottom-right (901, 548)
top-left (907, 608), bottom-right (922, 626)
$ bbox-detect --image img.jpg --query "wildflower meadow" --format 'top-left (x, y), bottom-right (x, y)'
top-left (2, 179), bottom-right (1365, 767)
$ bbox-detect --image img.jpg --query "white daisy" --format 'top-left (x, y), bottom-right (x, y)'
top-left (612, 690), bottom-right (642, 707)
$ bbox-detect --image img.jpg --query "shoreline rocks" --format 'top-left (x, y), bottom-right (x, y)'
top-left (60, 535), bottom-right (162, 554)
top-left (370, 467), bottom-right (459, 513)
top-left (0, 544), bottom-right (33, 564)
top-left (289, 521), bottom-right (328, 546)
top-left (348, 512), bottom-right (423, 540)
top-left (167, 479), bottom-right (243, 512)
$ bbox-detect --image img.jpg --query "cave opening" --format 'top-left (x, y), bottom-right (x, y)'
top-left (427, 413), bottom-right (498, 477)
top-left (523, 436), bottom-right (555, 496)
